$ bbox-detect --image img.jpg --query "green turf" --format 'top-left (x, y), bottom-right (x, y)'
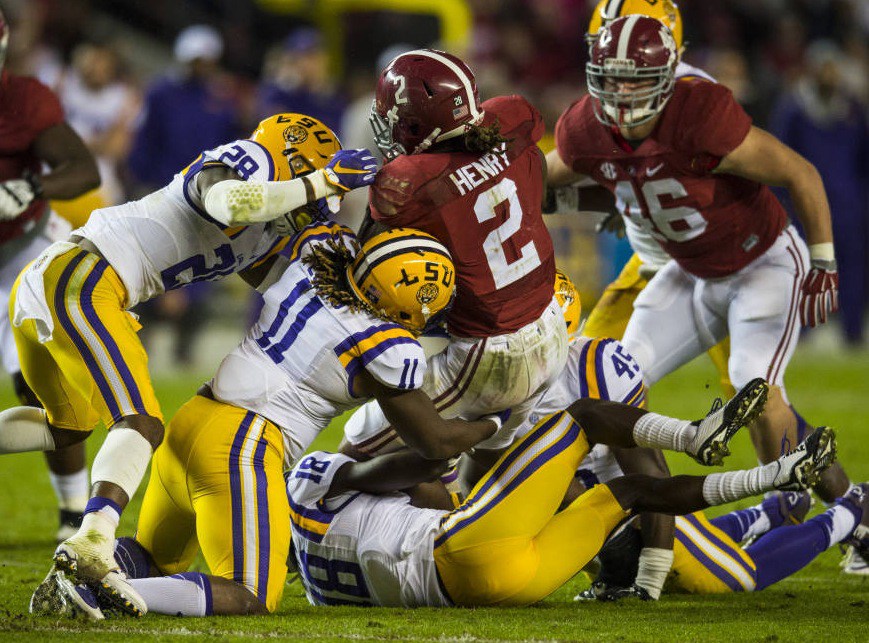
top-left (1, 346), bottom-right (867, 641)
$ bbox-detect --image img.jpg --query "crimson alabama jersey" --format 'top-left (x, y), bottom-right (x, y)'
top-left (556, 79), bottom-right (787, 278)
top-left (369, 95), bottom-right (555, 337)
top-left (0, 72), bottom-right (64, 243)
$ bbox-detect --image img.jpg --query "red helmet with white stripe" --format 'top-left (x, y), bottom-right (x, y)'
top-left (586, 15), bottom-right (679, 128)
top-left (370, 48), bottom-right (484, 160)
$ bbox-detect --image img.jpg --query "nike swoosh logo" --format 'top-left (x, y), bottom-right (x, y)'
top-left (333, 162), bottom-right (371, 174)
top-left (646, 163), bottom-right (664, 177)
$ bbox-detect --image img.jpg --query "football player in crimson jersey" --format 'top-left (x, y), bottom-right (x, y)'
top-left (545, 16), bottom-right (854, 505)
top-left (0, 9), bottom-right (100, 541)
top-left (343, 49), bottom-right (568, 472)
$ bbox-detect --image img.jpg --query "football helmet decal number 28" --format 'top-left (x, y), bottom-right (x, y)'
top-left (474, 177), bottom-right (542, 288)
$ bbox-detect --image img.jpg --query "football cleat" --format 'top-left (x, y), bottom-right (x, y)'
top-left (30, 568), bottom-right (104, 620)
top-left (574, 581), bottom-right (606, 602)
top-left (772, 427), bottom-right (837, 491)
top-left (94, 569), bottom-right (147, 617)
top-left (839, 483), bottom-right (869, 575)
top-left (689, 378), bottom-right (769, 466)
top-left (54, 531), bottom-right (147, 617)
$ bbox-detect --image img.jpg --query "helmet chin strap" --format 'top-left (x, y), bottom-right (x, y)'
top-left (410, 110), bottom-right (486, 155)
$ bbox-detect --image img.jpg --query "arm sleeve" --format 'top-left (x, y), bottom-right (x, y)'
top-left (28, 80), bottom-right (65, 135)
top-left (554, 100), bottom-right (593, 175)
top-left (363, 338), bottom-right (427, 390)
top-left (679, 83), bottom-right (752, 164)
top-left (286, 451), bottom-right (355, 506)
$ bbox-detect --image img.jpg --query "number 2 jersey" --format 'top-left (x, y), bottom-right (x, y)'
top-left (74, 139), bottom-right (288, 307)
top-left (210, 224), bottom-right (427, 465)
top-left (555, 79), bottom-right (787, 278)
top-left (369, 95), bottom-right (555, 337)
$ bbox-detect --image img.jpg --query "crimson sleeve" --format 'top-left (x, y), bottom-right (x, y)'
top-left (27, 79), bottom-right (65, 136)
top-left (680, 83), bottom-right (752, 160)
top-left (554, 99), bottom-right (594, 175)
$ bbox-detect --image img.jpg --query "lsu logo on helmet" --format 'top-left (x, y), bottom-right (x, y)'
top-left (250, 113), bottom-right (343, 234)
top-left (586, 0), bottom-right (683, 49)
top-left (554, 269), bottom-right (582, 341)
top-left (250, 113), bottom-right (341, 180)
top-left (347, 228), bottom-right (455, 335)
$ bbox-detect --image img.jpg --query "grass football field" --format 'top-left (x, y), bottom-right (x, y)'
top-left (0, 344), bottom-right (867, 642)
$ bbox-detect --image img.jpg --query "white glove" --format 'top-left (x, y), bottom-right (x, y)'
top-left (0, 178), bottom-right (38, 221)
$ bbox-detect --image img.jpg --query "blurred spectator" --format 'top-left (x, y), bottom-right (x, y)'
top-left (770, 41), bottom-right (869, 345)
top-left (256, 27), bottom-right (347, 137)
top-left (127, 24), bottom-right (241, 192)
top-left (53, 42), bottom-right (139, 223)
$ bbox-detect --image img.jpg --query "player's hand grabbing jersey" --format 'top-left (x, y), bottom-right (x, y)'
top-left (75, 139), bottom-right (290, 306)
top-left (370, 95), bottom-right (555, 336)
top-left (556, 80), bottom-right (787, 278)
top-left (0, 74), bottom-right (64, 242)
top-left (286, 451), bottom-right (449, 607)
top-left (211, 225), bottom-right (427, 464)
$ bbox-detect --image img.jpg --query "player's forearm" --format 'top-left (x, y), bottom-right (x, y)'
top-left (37, 154), bottom-right (101, 200)
top-left (203, 171), bottom-right (338, 226)
top-left (399, 417), bottom-right (496, 460)
top-left (332, 451), bottom-right (451, 495)
top-left (785, 162), bottom-right (834, 247)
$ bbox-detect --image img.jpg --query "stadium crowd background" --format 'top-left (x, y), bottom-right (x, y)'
top-left (5, 0), bottom-right (867, 368)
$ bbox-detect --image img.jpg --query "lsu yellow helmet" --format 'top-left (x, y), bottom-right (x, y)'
top-left (587, 0), bottom-right (683, 49)
top-left (347, 228), bottom-right (455, 335)
top-left (249, 113), bottom-right (343, 233)
top-left (554, 269), bottom-right (582, 341)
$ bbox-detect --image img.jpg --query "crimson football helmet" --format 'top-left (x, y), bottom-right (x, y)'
top-left (586, 15), bottom-right (679, 128)
top-left (369, 48), bottom-right (485, 160)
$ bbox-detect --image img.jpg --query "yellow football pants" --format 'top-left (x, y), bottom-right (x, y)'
top-left (136, 395), bottom-right (290, 612)
top-left (584, 253), bottom-right (735, 397)
top-left (668, 512), bottom-right (757, 593)
top-left (51, 188), bottom-right (109, 229)
top-left (433, 410), bottom-right (630, 606)
top-left (10, 246), bottom-right (162, 430)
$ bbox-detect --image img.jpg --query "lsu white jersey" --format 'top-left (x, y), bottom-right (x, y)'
top-left (75, 139), bottom-right (289, 307)
top-left (287, 451), bottom-right (449, 607)
top-left (516, 336), bottom-right (645, 486)
top-left (211, 224), bottom-right (427, 465)
top-left (625, 60), bottom-right (717, 272)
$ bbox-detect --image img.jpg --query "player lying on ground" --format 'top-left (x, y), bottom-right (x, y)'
top-left (34, 226), bottom-right (502, 619)
top-left (281, 398), bottom-right (836, 607)
top-left (9, 112), bottom-right (376, 615)
top-left (575, 447), bottom-right (868, 599)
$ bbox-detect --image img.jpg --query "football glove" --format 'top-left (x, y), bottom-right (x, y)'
top-left (0, 173), bottom-right (42, 221)
top-left (800, 259), bottom-right (838, 328)
top-left (323, 149), bottom-right (378, 192)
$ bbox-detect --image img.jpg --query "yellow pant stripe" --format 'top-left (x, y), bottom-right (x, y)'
top-left (675, 515), bottom-right (756, 591)
top-left (436, 411), bottom-right (579, 546)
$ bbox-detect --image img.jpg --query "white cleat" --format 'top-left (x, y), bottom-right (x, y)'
top-left (772, 427), bottom-right (837, 491)
top-left (54, 531), bottom-right (147, 617)
top-left (689, 378), bottom-right (769, 466)
top-left (30, 568), bottom-right (104, 620)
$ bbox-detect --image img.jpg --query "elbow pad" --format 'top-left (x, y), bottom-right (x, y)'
top-left (203, 170), bottom-right (334, 226)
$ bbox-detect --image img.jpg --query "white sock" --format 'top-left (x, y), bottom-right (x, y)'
top-left (129, 574), bottom-right (212, 616)
top-left (78, 508), bottom-right (119, 542)
top-left (48, 468), bottom-right (89, 512)
top-left (90, 428), bottom-right (153, 501)
top-left (826, 503), bottom-right (860, 544)
top-left (702, 461), bottom-right (780, 505)
top-left (632, 412), bottom-right (694, 452)
top-left (0, 407), bottom-right (54, 452)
